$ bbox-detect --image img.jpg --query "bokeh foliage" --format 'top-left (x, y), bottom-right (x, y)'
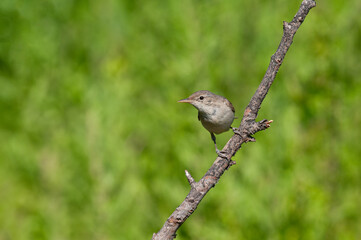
top-left (0, 0), bottom-right (360, 239)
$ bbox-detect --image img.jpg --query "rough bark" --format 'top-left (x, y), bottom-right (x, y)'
top-left (153, 1), bottom-right (316, 239)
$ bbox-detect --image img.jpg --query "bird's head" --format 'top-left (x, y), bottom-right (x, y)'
top-left (178, 90), bottom-right (217, 112)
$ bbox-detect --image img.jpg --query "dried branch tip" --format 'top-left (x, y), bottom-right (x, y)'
top-left (266, 120), bottom-right (273, 127)
top-left (229, 160), bottom-right (236, 166)
top-left (245, 137), bottom-right (256, 143)
top-left (185, 170), bottom-right (196, 187)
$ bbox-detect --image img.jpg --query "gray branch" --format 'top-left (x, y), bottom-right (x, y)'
top-left (152, 1), bottom-right (316, 239)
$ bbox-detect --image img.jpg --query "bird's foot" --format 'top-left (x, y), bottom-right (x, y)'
top-left (231, 127), bottom-right (242, 136)
top-left (216, 149), bottom-right (229, 159)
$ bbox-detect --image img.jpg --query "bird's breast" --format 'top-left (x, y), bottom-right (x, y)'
top-left (199, 106), bottom-right (235, 134)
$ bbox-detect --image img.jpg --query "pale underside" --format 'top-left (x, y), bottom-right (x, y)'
top-left (198, 105), bottom-right (235, 134)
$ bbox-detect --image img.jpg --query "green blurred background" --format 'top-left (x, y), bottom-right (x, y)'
top-left (0, 0), bottom-right (360, 239)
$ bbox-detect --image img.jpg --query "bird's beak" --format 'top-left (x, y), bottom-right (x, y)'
top-left (178, 98), bottom-right (192, 103)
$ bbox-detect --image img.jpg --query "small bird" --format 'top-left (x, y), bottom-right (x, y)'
top-left (178, 90), bottom-right (236, 158)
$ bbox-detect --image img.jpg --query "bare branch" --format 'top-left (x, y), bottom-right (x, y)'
top-left (185, 170), bottom-right (196, 188)
top-left (152, 1), bottom-right (316, 239)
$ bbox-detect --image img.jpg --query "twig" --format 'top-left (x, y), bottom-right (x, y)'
top-left (152, 1), bottom-right (316, 239)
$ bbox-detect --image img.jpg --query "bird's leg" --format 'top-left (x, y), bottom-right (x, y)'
top-left (211, 132), bottom-right (228, 159)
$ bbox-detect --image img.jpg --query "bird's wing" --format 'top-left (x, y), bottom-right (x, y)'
top-left (225, 98), bottom-right (235, 113)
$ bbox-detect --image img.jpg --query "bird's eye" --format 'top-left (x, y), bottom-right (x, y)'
top-left (199, 96), bottom-right (204, 100)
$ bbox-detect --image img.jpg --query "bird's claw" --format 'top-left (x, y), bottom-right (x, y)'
top-left (216, 149), bottom-right (229, 159)
top-left (231, 127), bottom-right (242, 136)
